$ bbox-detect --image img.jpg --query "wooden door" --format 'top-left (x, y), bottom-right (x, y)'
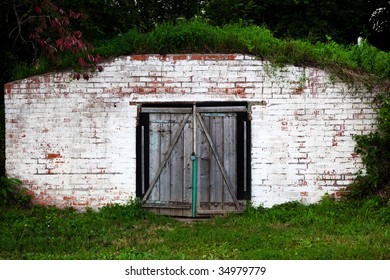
top-left (136, 104), bottom-right (250, 217)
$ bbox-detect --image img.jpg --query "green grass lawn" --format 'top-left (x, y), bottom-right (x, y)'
top-left (0, 198), bottom-right (389, 260)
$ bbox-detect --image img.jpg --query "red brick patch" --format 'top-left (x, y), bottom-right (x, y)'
top-left (132, 55), bottom-right (149, 61)
top-left (72, 200), bottom-right (90, 207)
top-left (227, 88), bottom-right (245, 95)
top-left (4, 84), bottom-right (12, 94)
top-left (47, 153), bottom-right (62, 159)
top-left (172, 55), bottom-right (188, 60)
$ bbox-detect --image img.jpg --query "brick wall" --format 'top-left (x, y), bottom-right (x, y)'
top-left (4, 54), bottom-right (376, 209)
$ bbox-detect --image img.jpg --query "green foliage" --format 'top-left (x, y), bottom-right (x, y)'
top-left (0, 176), bottom-right (31, 208)
top-left (350, 92), bottom-right (390, 203)
top-left (97, 198), bottom-right (146, 221)
top-left (203, 0), bottom-right (389, 50)
top-left (0, 199), bottom-right (388, 259)
top-left (11, 19), bottom-right (390, 85)
top-left (349, 40), bottom-right (390, 77)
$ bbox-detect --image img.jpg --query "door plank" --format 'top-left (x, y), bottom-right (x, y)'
top-left (170, 114), bottom-right (184, 202)
top-left (169, 114), bottom-right (186, 216)
top-left (148, 113), bottom-right (162, 202)
top-left (210, 114), bottom-right (223, 211)
top-left (142, 113), bottom-right (191, 203)
top-left (182, 119), bottom-right (193, 216)
top-left (198, 114), bottom-right (211, 211)
top-left (223, 113), bottom-right (237, 204)
top-left (196, 112), bottom-right (241, 210)
top-left (160, 113), bottom-right (172, 203)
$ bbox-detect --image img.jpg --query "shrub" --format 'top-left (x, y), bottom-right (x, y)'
top-left (0, 176), bottom-right (32, 208)
top-left (349, 92), bottom-right (390, 204)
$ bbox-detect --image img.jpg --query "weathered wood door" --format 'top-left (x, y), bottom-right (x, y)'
top-left (136, 104), bottom-right (250, 217)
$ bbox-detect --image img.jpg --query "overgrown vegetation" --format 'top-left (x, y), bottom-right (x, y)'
top-left (0, 199), bottom-right (388, 260)
top-left (204, 0), bottom-right (390, 51)
top-left (349, 92), bottom-right (390, 204)
top-left (0, 176), bottom-right (31, 209)
top-left (10, 20), bottom-right (390, 86)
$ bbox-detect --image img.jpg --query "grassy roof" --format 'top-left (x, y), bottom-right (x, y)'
top-left (11, 20), bottom-right (390, 86)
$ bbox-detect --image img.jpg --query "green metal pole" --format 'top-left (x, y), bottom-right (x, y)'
top-left (191, 103), bottom-right (197, 218)
top-left (191, 153), bottom-right (197, 217)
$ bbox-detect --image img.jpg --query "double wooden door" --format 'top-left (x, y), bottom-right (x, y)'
top-left (136, 104), bottom-right (250, 217)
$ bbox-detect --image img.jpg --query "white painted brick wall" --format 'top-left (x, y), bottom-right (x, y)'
top-left (4, 54), bottom-right (377, 209)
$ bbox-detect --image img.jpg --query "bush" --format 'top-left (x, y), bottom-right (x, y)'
top-left (0, 176), bottom-right (32, 208)
top-left (349, 92), bottom-right (390, 204)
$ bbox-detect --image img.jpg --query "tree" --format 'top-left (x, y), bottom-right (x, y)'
top-left (134, 0), bottom-right (203, 31)
top-left (368, 1), bottom-right (390, 51)
top-left (203, 0), bottom-right (390, 50)
top-left (8, 0), bottom-right (103, 79)
top-left (50, 0), bottom-right (203, 38)
top-left (1, 0), bottom-right (203, 84)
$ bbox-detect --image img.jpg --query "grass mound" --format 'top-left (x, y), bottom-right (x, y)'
top-left (11, 20), bottom-right (390, 85)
